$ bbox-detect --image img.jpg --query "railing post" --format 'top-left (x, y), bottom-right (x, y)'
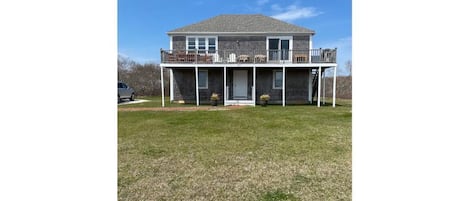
top-left (319, 48), bottom-right (322, 63)
top-left (160, 48), bottom-right (164, 63)
top-left (334, 47), bottom-right (338, 63)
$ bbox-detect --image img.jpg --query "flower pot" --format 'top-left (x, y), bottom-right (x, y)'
top-left (261, 100), bottom-right (268, 107)
top-left (211, 100), bottom-right (218, 106)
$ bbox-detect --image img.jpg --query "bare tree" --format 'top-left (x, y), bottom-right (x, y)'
top-left (345, 60), bottom-right (352, 76)
top-left (117, 55), bottom-right (170, 96)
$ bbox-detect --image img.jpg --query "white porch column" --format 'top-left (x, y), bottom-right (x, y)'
top-left (160, 66), bottom-right (165, 107)
top-left (253, 66), bottom-right (256, 107)
top-left (323, 69), bottom-right (326, 105)
top-left (223, 66), bottom-right (227, 106)
top-left (308, 68), bottom-right (312, 104)
top-left (317, 67), bottom-right (321, 107)
top-left (333, 65), bottom-right (337, 107)
top-left (169, 68), bottom-right (174, 102)
top-left (282, 66), bottom-right (286, 107)
top-left (195, 66), bottom-right (199, 106)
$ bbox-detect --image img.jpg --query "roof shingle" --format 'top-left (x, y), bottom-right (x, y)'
top-left (167, 14), bottom-right (314, 35)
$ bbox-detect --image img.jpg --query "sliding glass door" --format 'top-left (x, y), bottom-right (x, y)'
top-left (268, 37), bottom-right (291, 62)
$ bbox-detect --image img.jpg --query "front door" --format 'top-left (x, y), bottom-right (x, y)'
top-left (233, 70), bottom-right (247, 99)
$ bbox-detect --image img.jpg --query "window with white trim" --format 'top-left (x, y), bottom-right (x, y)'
top-left (198, 70), bottom-right (208, 89)
top-left (188, 37), bottom-right (196, 52)
top-left (186, 36), bottom-right (217, 54)
top-left (208, 38), bottom-right (216, 54)
top-left (273, 70), bottom-right (283, 89)
top-left (198, 38), bottom-right (206, 54)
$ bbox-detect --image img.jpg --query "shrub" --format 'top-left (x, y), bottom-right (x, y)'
top-left (260, 94), bottom-right (270, 101)
top-left (210, 93), bottom-right (219, 101)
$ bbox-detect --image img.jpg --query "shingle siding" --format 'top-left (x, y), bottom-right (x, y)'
top-left (173, 68), bottom-right (195, 102)
top-left (285, 68), bottom-right (309, 104)
top-left (173, 67), bottom-right (310, 104)
top-left (172, 68), bottom-right (225, 104)
top-left (293, 35), bottom-right (310, 50)
top-left (172, 36), bottom-right (185, 50)
top-left (219, 36), bottom-right (266, 55)
top-left (171, 35), bottom-right (310, 53)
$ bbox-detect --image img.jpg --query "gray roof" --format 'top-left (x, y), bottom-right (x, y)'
top-left (167, 14), bottom-right (315, 35)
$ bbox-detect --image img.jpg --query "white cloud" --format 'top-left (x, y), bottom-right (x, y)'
top-left (271, 5), bottom-right (323, 21)
top-left (257, 0), bottom-right (269, 6)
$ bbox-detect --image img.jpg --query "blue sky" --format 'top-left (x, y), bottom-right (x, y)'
top-left (118, 0), bottom-right (351, 74)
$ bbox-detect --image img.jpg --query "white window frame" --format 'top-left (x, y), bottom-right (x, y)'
top-left (186, 36), bottom-right (218, 55)
top-left (273, 70), bottom-right (283, 89)
top-left (187, 37), bottom-right (196, 52)
top-left (198, 70), bottom-right (208, 89)
top-left (266, 36), bottom-right (293, 62)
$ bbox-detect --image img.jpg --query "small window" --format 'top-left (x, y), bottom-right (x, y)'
top-left (188, 37), bottom-right (196, 52)
top-left (208, 38), bottom-right (216, 54)
top-left (198, 70), bottom-right (208, 89)
top-left (273, 70), bottom-right (283, 89)
top-left (198, 38), bottom-right (206, 54)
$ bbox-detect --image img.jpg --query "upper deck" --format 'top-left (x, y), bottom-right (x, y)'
top-left (160, 48), bottom-right (336, 65)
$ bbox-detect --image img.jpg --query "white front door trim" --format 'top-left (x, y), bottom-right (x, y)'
top-left (233, 70), bottom-right (248, 99)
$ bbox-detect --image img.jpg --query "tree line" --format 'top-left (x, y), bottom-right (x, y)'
top-left (118, 55), bottom-right (169, 96)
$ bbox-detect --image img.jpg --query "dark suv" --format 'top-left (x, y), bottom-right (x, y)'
top-left (118, 81), bottom-right (135, 102)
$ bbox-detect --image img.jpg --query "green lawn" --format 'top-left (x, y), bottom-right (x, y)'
top-left (118, 97), bottom-right (352, 200)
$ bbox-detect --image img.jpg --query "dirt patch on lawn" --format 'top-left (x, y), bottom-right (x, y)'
top-left (118, 105), bottom-right (247, 112)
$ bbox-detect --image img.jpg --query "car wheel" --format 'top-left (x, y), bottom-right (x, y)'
top-left (130, 93), bottom-right (135, 101)
top-left (118, 95), bottom-right (121, 103)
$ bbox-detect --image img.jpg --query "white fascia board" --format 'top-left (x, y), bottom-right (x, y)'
top-left (167, 32), bottom-right (314, 36)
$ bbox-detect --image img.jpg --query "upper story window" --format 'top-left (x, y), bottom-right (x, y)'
top-left (188, 38), bottom-right (196, 52)
top-left (186, 36), bottom-right (217, 54)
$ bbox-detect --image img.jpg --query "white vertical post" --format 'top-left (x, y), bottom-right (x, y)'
top-left (308, 68), bottom-right (312, 104)
top-left (160, 66), bottom-right (165, 107)
top-left (323, 70), bottom-right (326, 105)
top-left (253, 66), bottom-right (256, 107)
top-left (169, 68), bottom-right (174, 102)
top-left (282, 66), bottom-right (286, 107)
top-left (309, 35), bottom-right (313, 63)
top-left (317, 67), bottom-right (321, 107)
top-left (195, 66), bottom-right (199, 106)
top-left (333, 65), bottom-right (337, 107)
top-left (223, 66), bottom-right (227, 106)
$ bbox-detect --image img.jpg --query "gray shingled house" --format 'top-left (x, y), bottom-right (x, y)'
top-left (160, 14), bottom-right (338, 107)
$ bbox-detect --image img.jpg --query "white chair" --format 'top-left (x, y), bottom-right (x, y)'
top-left (213, 54), bottom-right (223, 63)
top-left (228, 53), bottom-right (236, 63)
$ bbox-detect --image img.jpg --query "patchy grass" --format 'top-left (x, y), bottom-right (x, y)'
top-left (261, 189), bottom-right (299, 201)
top-left (118, 98), bottom-right (352, 200)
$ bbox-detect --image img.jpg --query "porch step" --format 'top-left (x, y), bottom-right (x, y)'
top-left (225, 100), bottom-right (255, 106)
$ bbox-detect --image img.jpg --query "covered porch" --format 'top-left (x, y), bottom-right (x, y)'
top-left (160, 64), bottom-right (338, 107)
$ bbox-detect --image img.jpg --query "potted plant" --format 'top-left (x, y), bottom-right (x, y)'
top-left (260, 94), bottom-right (270, 107)
top-left (210, 93), bottom-right (219, 106)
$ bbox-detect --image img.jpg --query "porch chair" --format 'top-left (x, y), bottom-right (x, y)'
top-left (213, 54), bottom-right (223, 63)
top-left (228, 53), bottom-right (236, 63)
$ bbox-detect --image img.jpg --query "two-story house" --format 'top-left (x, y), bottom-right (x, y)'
top-left (160, 14), bottom-right (337, 107)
